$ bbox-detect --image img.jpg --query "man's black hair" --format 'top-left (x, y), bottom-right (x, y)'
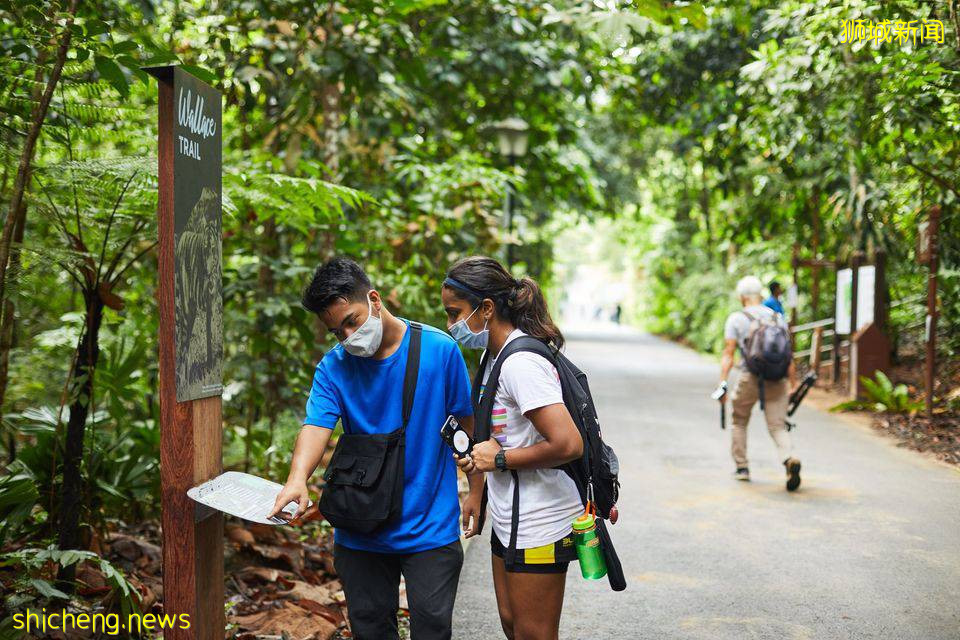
top-left (302, 256), bottom-right (372, 315)
top-left (769, 280), bottom-right (782, 295)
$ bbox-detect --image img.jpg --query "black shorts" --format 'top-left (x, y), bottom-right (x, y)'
top-left (491, 530), bottom-right (578, 574)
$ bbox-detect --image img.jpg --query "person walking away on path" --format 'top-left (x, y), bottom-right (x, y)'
top-left (764, 280), bottom-right (785, 316)
top-left (441, 256), bottom-right (584, 640)
top-left (269, 256), bottom-right (484, 640)
top-left (720, 275), bottom-right (802, 491)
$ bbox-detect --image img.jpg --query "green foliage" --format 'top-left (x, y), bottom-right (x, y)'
top-left (587, 0), bottom-right (958, 362)
top-left (0, 471), bottom-right (40, 542)
top-left (832, 370), bottom-right (923, 413)
top-left (0, 546), bottom-right (140, 619)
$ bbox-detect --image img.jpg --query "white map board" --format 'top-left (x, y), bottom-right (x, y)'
top-left (835, 265), bottom-right (875, 334)
top-left (187, 471), bottom-right (311, 525)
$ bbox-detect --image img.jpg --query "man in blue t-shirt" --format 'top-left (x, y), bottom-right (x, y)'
top-left (269, 257), bottom-right (482, 640)
top-left (763, 280), bottom-right (786, 316)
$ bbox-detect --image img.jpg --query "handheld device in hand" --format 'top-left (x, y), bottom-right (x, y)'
top-left (711, 381), bottom-right (728, 430)
top-left (440, 415), bottom-right (473, 458)
top-left (710, 381), bottom-right (728, 401)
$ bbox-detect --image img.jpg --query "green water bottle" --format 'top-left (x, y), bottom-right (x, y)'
top-left (572, 512), bottom-right (607, 580)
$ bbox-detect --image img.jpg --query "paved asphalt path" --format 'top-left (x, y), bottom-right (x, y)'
top-left (452, 328), bottom-right (960, 639)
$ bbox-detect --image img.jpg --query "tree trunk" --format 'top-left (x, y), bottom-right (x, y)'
top-left (56, 291), bottom-right (104, 588)
top-left (0, 0), bottom-right (78, 311)
top-left (0, 212), bottom-right (26, 462)
top-left (810, 188), bottom-right (822, 317)
top-left (257, 214), bottom-right (279, 475)
top-left (0, 29), bottom-right (52, 419)
top-left (700, 167), bottom-right (711, 243)
top-left (950, 0), bottom-right (960, 51)
top-left (311, 2), bottom-right (343, 365)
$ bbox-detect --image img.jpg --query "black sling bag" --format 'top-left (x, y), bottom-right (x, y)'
top-left (318, 322), bottom-right (422, 534)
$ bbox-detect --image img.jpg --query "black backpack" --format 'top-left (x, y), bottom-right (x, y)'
top-left (472, 336), bottom-right (626, 592)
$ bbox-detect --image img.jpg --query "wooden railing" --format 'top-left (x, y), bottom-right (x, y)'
top-left (790, 317), bottom-right (847, 378)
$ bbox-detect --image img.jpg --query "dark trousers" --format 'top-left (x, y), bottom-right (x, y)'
top-left (334, 540), bottom-right (463, 640)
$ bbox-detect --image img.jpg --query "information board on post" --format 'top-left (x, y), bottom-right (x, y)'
top-left (835, 265), bottom-right (875, 335)
top-left (172, 68), bottom-right (224, 403)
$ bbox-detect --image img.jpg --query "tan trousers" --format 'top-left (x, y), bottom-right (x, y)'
top-left (730, 370), bottom-right (792, 468)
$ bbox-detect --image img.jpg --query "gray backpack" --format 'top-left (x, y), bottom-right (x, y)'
top-left (741, 311), bottom-right (792, 381)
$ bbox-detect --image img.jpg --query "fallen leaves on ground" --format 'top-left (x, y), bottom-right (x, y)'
top-left (225, 511), bottom-right (348, 640)
top-left (875, 412), bottom-right (960, 465)
top-left (232, 602), bottom-right (338, 640)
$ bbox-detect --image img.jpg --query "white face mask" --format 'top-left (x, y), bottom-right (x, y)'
top-left (341, 293), bottom-right (383, 358)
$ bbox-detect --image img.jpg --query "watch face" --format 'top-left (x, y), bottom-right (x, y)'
top-left (452, 430), bottom-right (470, 454)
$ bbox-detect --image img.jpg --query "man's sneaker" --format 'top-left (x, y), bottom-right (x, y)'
top-left (784, 458), bottom-right (802, 492)
top-left (734, 467), bottom-right (750, 481)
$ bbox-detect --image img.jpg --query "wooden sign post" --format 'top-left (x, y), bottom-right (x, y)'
top-left (146, 65), bottom-right (225, 639)
top-left (920, 205), bottom-right (941, 418)
top-left (850, 322), bottom-right (892, 399)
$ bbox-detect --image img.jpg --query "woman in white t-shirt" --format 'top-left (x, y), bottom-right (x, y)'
top-left (440, 256), bottom-right (584, 640)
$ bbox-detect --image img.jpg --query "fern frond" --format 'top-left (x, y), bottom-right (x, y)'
top-left (224, 168), bottom-right (374, 233)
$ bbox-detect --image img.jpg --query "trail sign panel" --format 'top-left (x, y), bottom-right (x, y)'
top-left (835, 265), bottom-right (875, 334)
top-left (172, 68), bottom-right (223, 402)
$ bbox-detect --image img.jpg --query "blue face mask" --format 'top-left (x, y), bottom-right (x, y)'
top-left (449, 306), bottom-right (488, 349)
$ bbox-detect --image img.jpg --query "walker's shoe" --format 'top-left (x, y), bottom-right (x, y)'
top-left (734, 467), bottom-right (750, 481)
top-left (784, 458), bottom-right (802, 492)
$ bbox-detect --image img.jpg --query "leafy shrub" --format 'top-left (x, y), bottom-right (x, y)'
top-left (832, 371), bottom-right (922, 413)
top-left (0, 546), bottom-right (140, 619)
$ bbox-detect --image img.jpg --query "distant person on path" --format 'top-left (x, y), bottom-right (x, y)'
top-left (720, 276), bottom-right (802, 491)
top-left (270, 257), bottom-right (483, 640)
top-left (441, 256), bottom-right (584, 640)
top-left (763, 280), bottom-right (785, 316)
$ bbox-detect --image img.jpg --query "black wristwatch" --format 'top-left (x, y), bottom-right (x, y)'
top-left (495, 449), bottom-right (508, 472)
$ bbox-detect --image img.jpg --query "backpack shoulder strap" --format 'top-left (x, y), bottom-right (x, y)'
top-left (506, 469), bottom-right (520, 569)
top-left (470, 349), bottom-right (489, 414)
top-left (400, 322), bottom-right (422, 432)
top-left (475, 337), bottom-right (556, 441)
